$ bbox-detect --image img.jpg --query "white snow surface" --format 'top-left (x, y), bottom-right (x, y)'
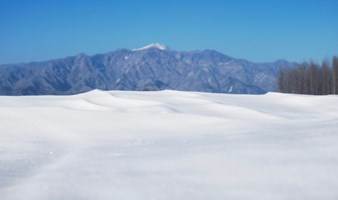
top-left (0, 90), bottom-right (338, 200)
top-left (132, 43), bottom-right (167, 51)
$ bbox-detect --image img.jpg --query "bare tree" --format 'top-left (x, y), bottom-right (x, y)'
top-left (333, 56), bottom-right (338, 94)
top-left (321, 60), bottom-right (331, 95)
top-left (278, 57), bottom-right (337, 95)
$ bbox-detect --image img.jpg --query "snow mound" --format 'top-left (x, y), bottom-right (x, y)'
top-left (0, 90), bottom-right (338, 200)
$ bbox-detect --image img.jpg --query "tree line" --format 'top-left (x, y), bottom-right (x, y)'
top-left (278, 56), bottom-right (338, 95)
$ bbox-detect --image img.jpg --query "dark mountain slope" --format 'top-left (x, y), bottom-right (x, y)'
top-left (0, 44), bottom-right (295, 95)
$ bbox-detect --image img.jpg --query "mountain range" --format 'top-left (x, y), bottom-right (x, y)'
top-left (0, 43), bottom-right (295, 95)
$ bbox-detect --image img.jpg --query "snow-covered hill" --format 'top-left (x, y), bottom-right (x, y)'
top-left (0, 90), bottom-right (338, 199)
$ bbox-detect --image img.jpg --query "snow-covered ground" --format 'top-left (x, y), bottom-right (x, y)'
top-left (0, 90), bottom-right (338, 200)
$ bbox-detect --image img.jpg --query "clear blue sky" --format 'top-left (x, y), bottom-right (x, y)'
top-left (0, 0), bottom-right (337, 64)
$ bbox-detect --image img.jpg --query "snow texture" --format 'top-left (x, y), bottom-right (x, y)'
top-left (0, 90), bottom-right (338, 200)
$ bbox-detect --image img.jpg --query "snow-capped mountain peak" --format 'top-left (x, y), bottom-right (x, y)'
top-left (132, 43), bottom-right (168, 51)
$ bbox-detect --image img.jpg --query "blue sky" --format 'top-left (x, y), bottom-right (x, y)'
top-left (0, 0), bottom-right (337, 64)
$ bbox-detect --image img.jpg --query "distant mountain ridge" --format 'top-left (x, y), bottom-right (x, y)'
top-left (0, 44), bottom-right (295, 95)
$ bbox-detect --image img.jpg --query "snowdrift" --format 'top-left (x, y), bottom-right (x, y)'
top-left (0, 90), bottom-right (338, 199)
